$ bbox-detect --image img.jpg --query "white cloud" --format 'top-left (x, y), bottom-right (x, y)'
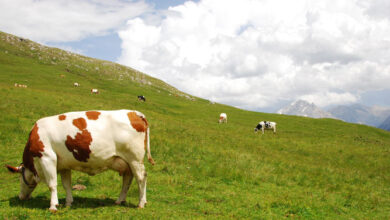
top-left (0, 0), bottom-right (150, 43)
top-left (300, 92), bottom-right (359, 107)
top-left (118, 0), bottom-right (390, 111)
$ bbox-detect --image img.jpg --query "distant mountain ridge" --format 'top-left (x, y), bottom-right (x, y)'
top-left (379, 116), bottom-right (390, 131)
top-left (278, 100), bottom-right (390, 129)
top-left (277, 100), bottom-right (334, 118)
top-left (328, 104), bottom-right (390, 127)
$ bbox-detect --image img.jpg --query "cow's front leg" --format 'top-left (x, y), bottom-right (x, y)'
top-left (129, 161), bottom-right (147, 208)
top-left (60, 170), bottom-right (73, 206)
top-left (115, 172), bottom-right (133, 205)
top-left (40, 157), bottom-right (59, 212)
top-left (48, 185), bottom-right (59, 212)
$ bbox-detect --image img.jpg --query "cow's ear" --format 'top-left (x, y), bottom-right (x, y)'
top-left (5, 165), bottom-right (22, 173)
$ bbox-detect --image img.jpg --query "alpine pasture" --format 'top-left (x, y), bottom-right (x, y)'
top-left (1, 31), bottom-right (389, 219)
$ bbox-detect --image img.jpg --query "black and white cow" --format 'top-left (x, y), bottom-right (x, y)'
top-left (254, 121), bottom-right (276, 134)
top-left (138, 95), bottom-right (146, 102)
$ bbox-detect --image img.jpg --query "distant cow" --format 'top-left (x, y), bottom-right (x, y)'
top-left (6, 110), bottom-right (155, 212)
top-left (14, 83), bottom-right (27, 88)
top-left (73, 82), bottom-right (80, 87)
top-left (219, 113), bottom-right (227, 123)
top-left (138, 95), bottom-right (146, 102)
top-left (91, 89), bottom-right (99, 94)
top-left (254, 121), bottom-right (276, 134)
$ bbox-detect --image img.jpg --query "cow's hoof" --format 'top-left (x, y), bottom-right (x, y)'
top-left (115, 200), bottom-right (124, 205)
top-left (137, 201), bottom-right (147, 208)
top-left (19, 194), bottom-right (31, 200)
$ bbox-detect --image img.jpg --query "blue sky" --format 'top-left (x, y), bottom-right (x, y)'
top-left (49, 33), bottom-right (123, 62)
top-left (0, 0), bottom-right (390, 112)
top-left (146, 0), bottom-right (197, 9)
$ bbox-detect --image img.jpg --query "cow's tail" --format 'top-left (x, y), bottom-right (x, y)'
top-left (146, 127), bottom-right (155, 165)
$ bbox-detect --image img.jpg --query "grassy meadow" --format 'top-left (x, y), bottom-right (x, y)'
top-left (0, 31), bottom-right (390, 219)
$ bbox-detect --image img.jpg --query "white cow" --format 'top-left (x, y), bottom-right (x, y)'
top-left (6, 110), bottom-right (155, 212)
top-left (14, 83), bottom-right (27, 88)
top-left (91, 88), bottom-right (99, 94)
top-left (254, 121), bottom-right (277, 134)
top-left (219, 113), bottom-right (227, 123)
top-left (73, 82), bottom-right (80, 87)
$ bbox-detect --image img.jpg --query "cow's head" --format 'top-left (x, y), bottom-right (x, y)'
top-left (5, 164), bottom-right (38, 200)
top-left (254, 123), bottom-right (262, 132)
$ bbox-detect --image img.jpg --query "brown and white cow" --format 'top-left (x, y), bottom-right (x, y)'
top-left (91, 89), bottom-right (99, 94)
top-left (219, 113), bottom-right (227, 123)
top-left (6, 110), bottom-right (155, 212)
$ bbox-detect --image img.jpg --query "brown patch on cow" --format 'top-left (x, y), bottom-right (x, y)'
top-left (127, 112), bottom-right (148, 132)
top-left (59, 115), bottom-right (66, 121)
top-left (65, 118), bottom-right (92, 162)
top-left (127, 112), bottom-right (149, 154)
top-left (72, 117), bottom-right (87, 130)
top-left (86, 111), bottom-right (101, 120)
top-left (219, 116), bottom-right (224, 120)
top-left (22, 124), bottom-right (45, 175)
top-left (65, 130), bottom-right (92, 162)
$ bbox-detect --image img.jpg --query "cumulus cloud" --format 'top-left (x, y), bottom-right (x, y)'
top-left (118, 0), bottom-right (390, 111)
top-left (0, 0), bottom-right (150, 42)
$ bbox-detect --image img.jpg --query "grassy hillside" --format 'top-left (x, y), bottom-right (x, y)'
top-left (1, 31), bottom-right (389, 219)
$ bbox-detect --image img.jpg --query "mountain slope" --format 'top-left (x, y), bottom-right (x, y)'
top-left (329, 104), bottom-right (390, 127)
top-left (277, 100), bottom-right (334, 118)
top-left (0, 31), bottom-right (191, 98)
top-left (1, 31), bottom-right (390, 219)
top-left (379, 115), bottom-right (390, 131)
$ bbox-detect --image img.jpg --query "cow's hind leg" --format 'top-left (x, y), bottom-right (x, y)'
top-left (128, 161), bottom-right (147, 208)
top-left (111, 156), bottom-right (134, 205)
top-left (116, 172), bottom-right (133, 205)
top-left (60, 170), bottom-right (73, 206)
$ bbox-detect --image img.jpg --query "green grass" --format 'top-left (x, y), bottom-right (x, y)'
top-left (1, 31), bottom-right (390, 219)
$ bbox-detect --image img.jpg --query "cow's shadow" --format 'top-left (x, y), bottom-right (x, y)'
top-left (9, 196), bottom-right (137, 210)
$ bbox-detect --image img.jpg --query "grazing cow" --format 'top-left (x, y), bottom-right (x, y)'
top-left (6, 110), bottom-right (155, 212)
top-left (91, 89), bottom-right (99, 94)
top-left (14, 83), bottom-right (27, 88)
top-left (73, 82), bottom-right (80, 87)
top-left (219, 113), bottom-right (227, 123)
top-left (138, 95), bottom-right (146, 102)
top-left (254, 121), bottom-right (277, 134)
